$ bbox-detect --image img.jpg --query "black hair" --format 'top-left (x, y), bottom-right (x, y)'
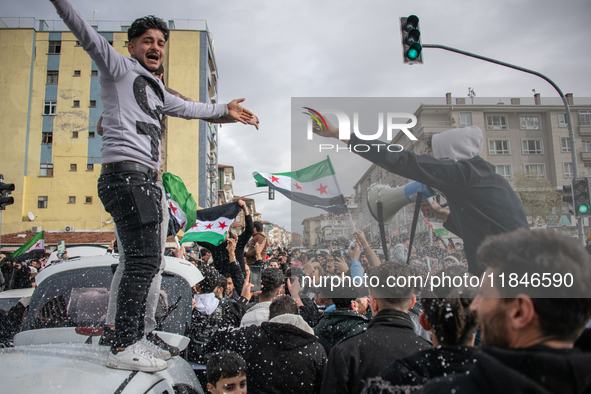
top-left (199, 265), bottom-right (224, 294)
top-left (477, 228), bottom-right (591, 342)
top-left (206, 351), bottom-right (247, 385)
top-left (367, 262), bottom-right (415, 308)
top-left (269, 295), bottom-right (299, 319)
top-left (253, 221), bottom-right (264, 232)
top-left (261, 268), bottom-right (284, 297)
top-left (420, 266), bottom-right (478, 346)
top-left (128, 15), bottom-right (170, 42)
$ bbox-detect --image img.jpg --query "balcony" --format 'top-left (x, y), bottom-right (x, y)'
top-left (581, 152), bottom-right (591, 162)
top-left (579, 125), bottom-right (591, 136)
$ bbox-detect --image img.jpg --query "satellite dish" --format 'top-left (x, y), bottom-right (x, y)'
top-left (28, 212), bottom-right (35, 221)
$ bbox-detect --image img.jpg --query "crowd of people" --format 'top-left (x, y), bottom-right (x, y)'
top-left (174, 225), bottom-right (591, 393)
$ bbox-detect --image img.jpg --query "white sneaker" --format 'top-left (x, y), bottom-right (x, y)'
top-left (139, 336), bottom-right (172, 360)
top-left (106, 342), bottom-right (168, 372)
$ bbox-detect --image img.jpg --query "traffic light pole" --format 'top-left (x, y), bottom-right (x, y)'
top-left (422, 43), bottom-right (584, 245)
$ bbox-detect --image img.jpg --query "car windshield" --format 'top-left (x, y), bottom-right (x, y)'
top-left (21, 266), bottom-right (193, 336)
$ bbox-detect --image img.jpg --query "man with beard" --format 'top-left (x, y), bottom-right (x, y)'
top-left (50, 0), bottom-right (257, 373)
top-left (419, 228), bottom-right (591, 394)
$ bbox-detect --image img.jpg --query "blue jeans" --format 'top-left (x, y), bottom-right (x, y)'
top-left (98, 171), bottom-right (163, 348)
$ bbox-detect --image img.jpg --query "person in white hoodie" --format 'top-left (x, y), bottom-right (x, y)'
top-left (206, 295), bottom-right (327, 394)
top-left (313, 122), bottom-right (529, 277)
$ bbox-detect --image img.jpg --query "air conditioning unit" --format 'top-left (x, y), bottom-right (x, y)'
top-left (65, 226), bottom-right (75, 232)
top-left (32, 226), bottom-right (42, 233)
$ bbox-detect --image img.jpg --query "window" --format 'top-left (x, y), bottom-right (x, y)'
top-left (85, 196), bottom-right (93, 204)
top-left (40, 164), bottom-right (53, 177)
top-left (488, 140), bottom-right (510, 155)
top-left (558, 113), bottom-right (568, 128)
top-left (75, 40), bottom-right (81, 46)
top-left (70, 164), bottom-right (77, 171)
top-left (89, 100), bottom-right (96, 107)
top-left (563, 162), bottom-right (574, 178)
top-left (68, 196), bottom-right (76, 204)
top-left (495, 165), bottom-right (512, 180)
top-left (225, 174), bottom-right (230, 185)
top-left (522, 139), bottom-right (543, 154)
top-left (46, 71), bottom-right (59, 84)
top-left (73, 70), bottom-right (81, 77)
top-left (42, 132), bottom-right (53, 144)
top-left (88, 131), bottom-right (95, 138)
top-left (91, 70), bottom-right (98, 77)
top-left (520, 115), bottom-right (540, 130)
top-left (584, 165), bottom-right (591, 178)
top-left (38, 196), bottom-right (48, 209)
top-left (580, 110), bottom-right (591, 126)
top-left (583, 141), bottom-right (591, 152)
top-left (44, 101), bottom-right (57, 115)
top-left (87, 164), bottom-right (94, 171)
top-left (524, 164), bottom-right (546, 179)
top-left (459, 112), bottom-right (473, 127)
top-left (73, 100), bottom-right (80, 108)
top-left (72, 131), bottom-right (79, 138)
top-left (561, 137), bottom-right (571, 152)
top-left (48, 41), bottom-right (61, 54)
top-left (486, 115), bottom-right (508, 130)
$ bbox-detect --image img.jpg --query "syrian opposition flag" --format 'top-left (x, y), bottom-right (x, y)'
top-left (162, 172), bottom-right (197, 233)
top-left (253, 156), bottom-right (349, 216)
top-left (13, 230), bottom-right (45, 259)
top-left (181, 202), bottom-right (242, 246)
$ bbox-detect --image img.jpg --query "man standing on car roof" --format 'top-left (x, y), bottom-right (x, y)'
top-left (50, 0), bottom-right (258, 372)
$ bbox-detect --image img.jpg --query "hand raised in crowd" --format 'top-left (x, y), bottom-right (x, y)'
top-left (227, 98), bottom-right (256, 127)
top-left (354, 229), bottom-right (370, 248)
top-left (237, 199), bottom-right (249, 216)
top-left (226, 237), bottom-right (237, 259)
top-left (241, 265), bottom-right (262, 301)
top-left (287, 277), bottom-right (304, 307)
top-left (310, 114), bottom-right (342, 141)
top-left (254, 242), bottom-right (265, 260)
top-left (349, 241), bottom-right (362, 261)
top-left (420, 200), bottom-right (450, 223)
top-left (173, 244), bottom-right (185, 259)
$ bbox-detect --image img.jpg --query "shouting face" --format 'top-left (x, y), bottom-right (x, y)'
top-left (128, 28), bottom-right (166, 72)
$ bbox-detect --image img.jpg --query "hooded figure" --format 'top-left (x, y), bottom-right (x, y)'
top-left (347, 125), bottom-right (528, 276)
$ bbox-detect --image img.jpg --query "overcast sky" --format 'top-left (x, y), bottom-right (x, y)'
top-left (4, 0), bottom-right (591, 234)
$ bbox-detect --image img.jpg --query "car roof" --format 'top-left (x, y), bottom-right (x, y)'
top-left (36, 254), bottom-right (203, 287)
top-left (0, 288), bottom-right (35, 299)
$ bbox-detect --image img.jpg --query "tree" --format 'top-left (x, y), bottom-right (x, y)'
top-left (511, 171), bottom-right (562, 227)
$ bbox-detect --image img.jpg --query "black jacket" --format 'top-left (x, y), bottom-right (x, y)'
top-left (378, 345), bottom-right (479, 390)
top-left (419, 345), bottom-right (591, 394)
top-left (314, 310), bottom-right (368, 355)
top-left (350, 133), bottom-right (529, 276)
top-left (206, 319), bottom-right (327, 394)
top-left (321, 308), bottom-right (431, 394)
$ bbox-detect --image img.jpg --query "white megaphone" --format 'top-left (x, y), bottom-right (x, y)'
top-left (367, 181), bottom-right (438, 223)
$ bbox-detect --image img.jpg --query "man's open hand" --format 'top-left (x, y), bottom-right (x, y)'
top-left (227, 98), bottom-right (257, 128)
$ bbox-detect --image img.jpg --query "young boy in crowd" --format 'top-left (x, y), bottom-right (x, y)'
top-left (206, 351), bottom-right (248, 394)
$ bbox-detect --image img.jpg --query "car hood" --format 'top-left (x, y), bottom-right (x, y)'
top-left (0, 343), bottom-right (200, 394)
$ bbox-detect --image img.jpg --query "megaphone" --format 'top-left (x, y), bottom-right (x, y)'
top-left (367, 181), bottom-right (437, 223)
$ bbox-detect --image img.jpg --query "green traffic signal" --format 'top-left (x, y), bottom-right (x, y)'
top-left (407, 43), bottom-right (422, 60)
top-left (579, 205), bottom-right (589, 214)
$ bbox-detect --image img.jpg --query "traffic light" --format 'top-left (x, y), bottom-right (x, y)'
top-left (400, 15), bottom-right (423, 65)
top-left (572, 178), bottom-right (591, 217)
top-left (563, 184), bottom-right (574, 215)
top-left (268, 187), bottom-right (275, 200)
top-left (0, 174), bottom-right (15, 210)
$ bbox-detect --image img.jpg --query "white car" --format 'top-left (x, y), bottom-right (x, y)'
top-left (0, 287), bottom-right (34, 312)
top-left (0, 254), bottom-right (205, 394)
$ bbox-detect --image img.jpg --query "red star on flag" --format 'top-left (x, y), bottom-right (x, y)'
top-left (169, 201), bottom-right (178, 215)
top-left (270, 175), bottom-right (280, 184)
top-left (218, 221), bottom-right (228, 230)
top-left (294, 182), bottom-right (303, 191)
top-left (205, 223), bottom-right (213, 230)
top-left (191, 222), bottom-right (199, 229)
top-left (317, 183), bottom-right (328, 195)
top-left (34, 242), bottom-right (41, 248)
